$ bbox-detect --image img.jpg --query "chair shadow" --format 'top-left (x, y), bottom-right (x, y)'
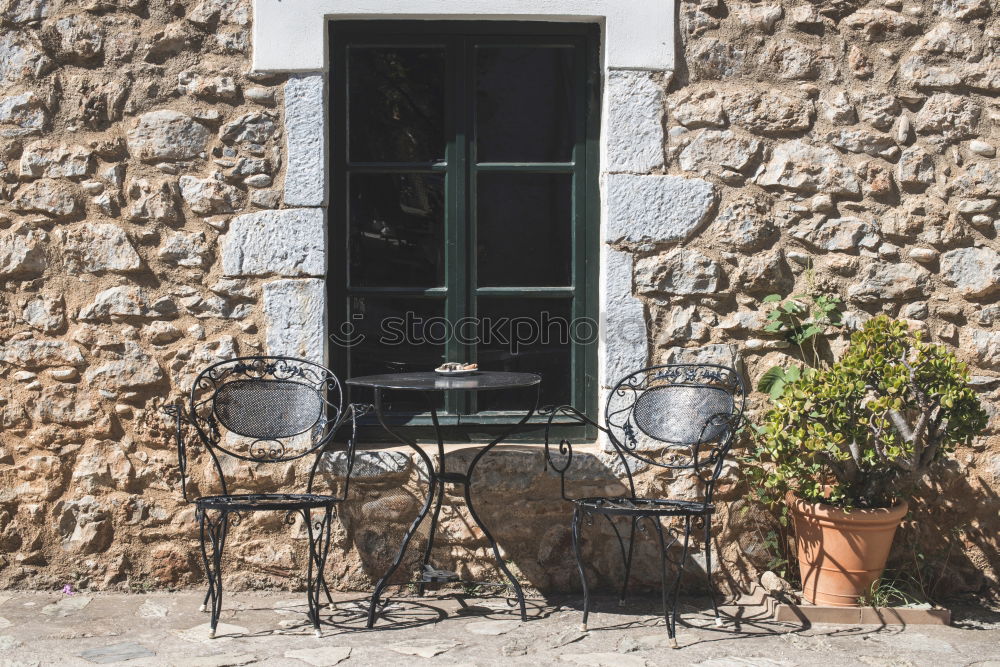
top-left (551, 593), bottom-right (902, 648)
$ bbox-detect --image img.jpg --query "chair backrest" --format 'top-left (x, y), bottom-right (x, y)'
top-left (604, 363), bottom-right (746, 479)
top-left (188, 356), bottom-right (344, 466)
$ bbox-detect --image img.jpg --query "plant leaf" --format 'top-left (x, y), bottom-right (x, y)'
top-left (757, 366), bottom-right (787, 395)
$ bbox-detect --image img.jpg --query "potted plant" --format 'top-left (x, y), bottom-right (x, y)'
top-left (748, 316), bottom-right (987, 606)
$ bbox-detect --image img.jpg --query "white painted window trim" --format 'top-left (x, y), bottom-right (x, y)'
top-left (249, 0), bottom-right (698, 413)
top-left (252, 0), bottom-right (675, 72)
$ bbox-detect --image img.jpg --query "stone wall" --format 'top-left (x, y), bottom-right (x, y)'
top-left (0, 0), bottom-right (996, 600)
top-left (659, 0), bottom-right (1000, 593)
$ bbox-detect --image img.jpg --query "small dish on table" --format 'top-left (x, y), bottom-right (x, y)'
top-left (435, 362), bottom-right (479, 376)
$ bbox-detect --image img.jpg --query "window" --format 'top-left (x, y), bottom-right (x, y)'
top-left (329, 21), bottom-right (600, 431)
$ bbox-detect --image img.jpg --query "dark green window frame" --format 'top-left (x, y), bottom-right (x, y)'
top-left (328, 20), bottom-right (601, 441)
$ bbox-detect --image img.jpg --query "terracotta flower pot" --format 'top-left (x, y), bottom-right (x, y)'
top-left (786, 492), bottom-right (908, 607)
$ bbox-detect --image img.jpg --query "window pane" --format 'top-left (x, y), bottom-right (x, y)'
top-left (476, 46), bottom-right (575, 163)
top-left (349, 47), bottom-right (446, 163)
top-left (477, 173), bottom-right (572, 287)
top-left (349, 173), bottom-right (445, 287)
top-left (347, 297), bottom-right (447, 412)
top-left (475, 298), bottom-right (574, 411)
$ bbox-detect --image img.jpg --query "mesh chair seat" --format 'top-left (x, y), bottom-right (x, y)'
top-left (195, 493), bottom-right (342, 512)
top-left (575, 496), bottom-right (714, 517)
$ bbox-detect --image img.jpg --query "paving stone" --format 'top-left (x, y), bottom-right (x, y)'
top-left (272, 599), bottom-right (306, 615)
top-left (284, 646), bottom-right (352, 666)
top-left (175, 622), bottom-right (249, 642)
top-left (547, 628), bottom-right (588, 649)
top-left (185, 654), bottom-right (258, 667)
top-left (466, 619), bottom-right (521, 636)
top-left (692, 659), bottom-right (790, 666)
top-left (137, 599), bottom-right (169, 618)
top-left (560, 653), bottom-right (648, 667)
top-left (387, 639), bottom-right (460, 658)
top-left (78, 642), bottom-right (155, 663)
top-left (39, 596), bottom-right (92, 617)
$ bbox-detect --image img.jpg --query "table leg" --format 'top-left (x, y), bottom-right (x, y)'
top-left (463, 385), bottom-right (540, 622)
top-left (366, 388), bottom-right (438, 629)
top-left (417, 396), bottom-right (448, 596)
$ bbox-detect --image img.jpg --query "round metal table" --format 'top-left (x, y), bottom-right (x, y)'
top-left (346, 371), bottom-right (541, 627)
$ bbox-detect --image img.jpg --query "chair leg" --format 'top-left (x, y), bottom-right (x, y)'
top-left (571, 506), bottom-right (590, 632)
top-left (651, 517), bottom-right (673, 647)
top-left (663, 516), bottom-right (692, 649)
top-left (199, 589), bottom-right (210, 613)
top-left (620, 517), bottom-right (638, 607)
top-left (198, 508), bottom-right (228, 639)
top-left (304, 507), bottom-right (334, 638)
top-left (703, 515), bottom-right (723, 627)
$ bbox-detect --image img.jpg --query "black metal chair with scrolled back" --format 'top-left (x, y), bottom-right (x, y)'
top-left (543, 363), bottom-right (746, 647)
top-left (163, 356), bottom-right (369, 638)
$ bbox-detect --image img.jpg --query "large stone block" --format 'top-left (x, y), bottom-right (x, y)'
top-left (284, 74), bottom-right (327, 206)
top-left (221, 208), bottom-right (325, 277)
top-left (0, 32), bottom-right (51, 88)
top-left (757, 139), bottom-right (861, 196)
top-left (606, 69), bottom-right (665, 173)
top-left (848, 262), bottom-right (930, 303)
top-left (678, 129), bottom-right (762, 177)
top-left (12, 179), bottom-right (80, 218)
top-left (605, 174), bottom-right (717, 244)
top-left (84, 341), bottom-right (164, 390)
top-left (18, 141), bottom-right (92, 179)
top-left (635, 247), bottom-right (724, 296)
top-left (127, 110), bottom-right (210, 162)
top-left (263, 278), bottom-right (325, 364)
top-left (178, 174), bottom-right (244, 215)
top-left (940, 247), bottom-right (1000, 299)
top-left (58, 223), bottom-right (141, 275)
top-left (0, 91), bottom-right (48, 137)
top-left (0, 223), bottom-right (46, 278)
top-left (0, 338), bottom-right (85, 368)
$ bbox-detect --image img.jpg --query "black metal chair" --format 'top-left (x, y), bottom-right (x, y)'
top-left (164, 356), bottom-right (369, 638)
top-left (543, 363), bottom-right (746, 647)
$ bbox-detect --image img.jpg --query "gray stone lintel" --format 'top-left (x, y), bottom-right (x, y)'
top-left (284, 73), bottom-right (327, 207)
top-left (603, 246), bottom-right (647, 389)
top-left (221, 208), bottom-right (326, 277)
top-left (605, 69), bottom-right (668, 174)
top-left (605, 173), bottom-right (718, 245)
top-left (262, 278), bottom-right (326, 364)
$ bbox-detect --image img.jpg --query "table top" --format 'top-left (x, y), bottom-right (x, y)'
top-left (346, 371), bottom-right (541, 392)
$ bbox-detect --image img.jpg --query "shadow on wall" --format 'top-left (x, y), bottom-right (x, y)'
top-left (322, 445), bottom-right (759, 599)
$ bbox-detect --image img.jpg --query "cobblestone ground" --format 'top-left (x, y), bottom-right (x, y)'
top-left (0, 591), bottom-right (998, 666)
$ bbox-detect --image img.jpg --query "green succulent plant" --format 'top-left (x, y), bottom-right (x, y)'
top-left (747, 316), bottom-right (988, 509)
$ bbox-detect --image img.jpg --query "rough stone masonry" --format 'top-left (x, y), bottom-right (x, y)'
top-left (0, 0), bottom-right (996, 603)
